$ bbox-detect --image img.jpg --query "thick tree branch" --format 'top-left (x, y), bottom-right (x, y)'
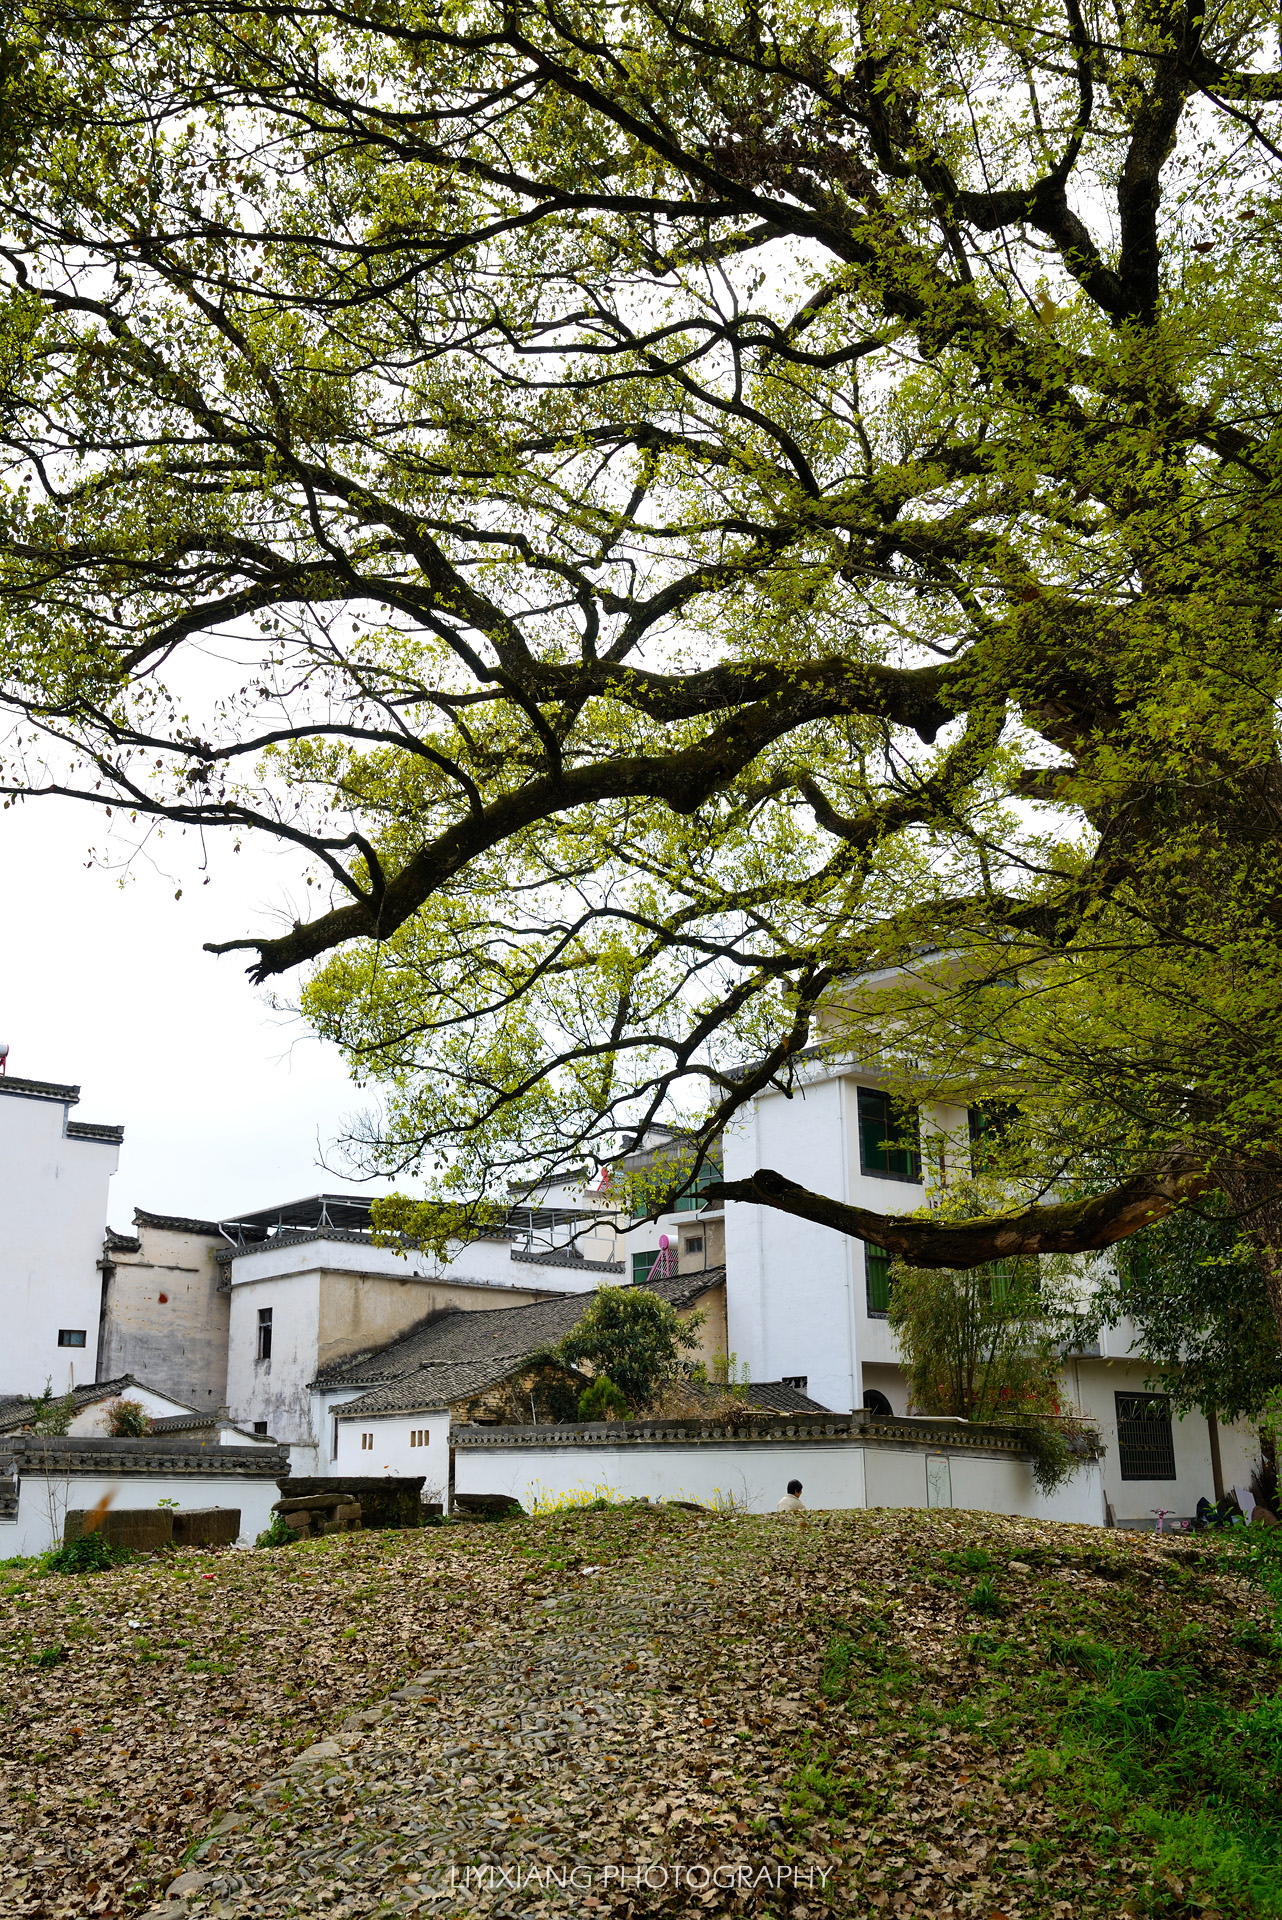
top-left (706, 1158), bottom-right (1216, 1266)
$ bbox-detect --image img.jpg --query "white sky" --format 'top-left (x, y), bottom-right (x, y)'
top-left (0, 794), bottom-right (404, 1229)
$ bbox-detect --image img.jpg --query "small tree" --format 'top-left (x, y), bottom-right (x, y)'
top-left (888, 1260), bottom-right (1090, 1492)
top-left (105, 1398), bottom-right (152, 1439)
top-left (28, 1380), bottom-right (76, 1437)
top-left (558, 1288), bottom-right (703, 1410)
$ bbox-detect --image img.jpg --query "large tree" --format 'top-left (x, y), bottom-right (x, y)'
top-left (4, 0), bottom-right (1282, 1315)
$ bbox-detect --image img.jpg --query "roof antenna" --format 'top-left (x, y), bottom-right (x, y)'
top-left (0, 1041), bottom-right (9, 1077)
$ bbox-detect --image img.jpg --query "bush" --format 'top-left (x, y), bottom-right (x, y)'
top-left (577, 1376), bottom-right (629, 1421)
top-left (46, 1532), bottom-right (132, 1574)
top-left (105, 1397), bottom-right (152, 1438)
top-left (254, 1514), bottom-right (298, 1550)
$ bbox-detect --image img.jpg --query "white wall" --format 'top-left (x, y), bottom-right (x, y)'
top-left (0, 1471), bottom-right (281, 1558)
top-left (225, 1267), bottom-right (322, 1447)
top-left (0, 1081), bottom-right (120, 1398)
top-left (724, 1071), bottom-right (969, 1412)
top-left (724, 1077), bottom-right (862, 1413)
top-left (331, 1408), bottom-right (450, 1499)
top-left (452, 1435), bottom-right (1104, 1525)
top-left (1073, 1358), bottom-right (1259, 1521)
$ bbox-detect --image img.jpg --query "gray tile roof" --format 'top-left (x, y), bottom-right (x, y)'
top-left (685, 1380), bottom-right (830, 1414)
top-left (313, 1270), bottom-right (725, 1392)
top-left (329, 1366), bottom-right (825, 1423)
top-left (332, 1358), bottom-right (549, 1417)
top-left (0, 1374), bottom-right (197, 1433)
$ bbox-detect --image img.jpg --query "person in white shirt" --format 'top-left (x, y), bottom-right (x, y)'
top-left (777, 1479), bottom-right (805, 1511)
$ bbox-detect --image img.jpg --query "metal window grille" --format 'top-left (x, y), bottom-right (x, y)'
top-left (1115, 1392), bottom-right (1177, 1480)
top-left (782, 1375), bottom-right (808, 1391)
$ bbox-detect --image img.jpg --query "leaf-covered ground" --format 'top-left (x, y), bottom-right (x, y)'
top-left (2, 1508), bottom-right (1281, 1919)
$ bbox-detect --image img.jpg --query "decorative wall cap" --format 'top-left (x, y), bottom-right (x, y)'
top-left (510, 1249), bottom-right (624, 1273)
top-left (450, 1412), bottom-right (1030, 1459)
top-left (66, 1120), bottom-right (125, 1144)
top-left (1, 1434), bottom-right (290, 1477)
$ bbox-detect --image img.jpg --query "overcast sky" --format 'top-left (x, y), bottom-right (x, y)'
top-left (0, 794), bottom-right (404, 1228)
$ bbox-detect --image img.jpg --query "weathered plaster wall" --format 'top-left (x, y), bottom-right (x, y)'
top-left (315, 1270), bottom-right (545, 1374)
top-left (99, 1220), bottom-right (229, 1408)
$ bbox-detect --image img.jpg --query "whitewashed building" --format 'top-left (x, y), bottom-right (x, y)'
top-left (722, 1058), bottom-right (1261, 1526)
top-left (0, 1074), bottom-right (123, 1398)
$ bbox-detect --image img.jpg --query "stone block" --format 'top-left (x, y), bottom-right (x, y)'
top-left (452, 1492), bottom-right (523, 1517)
top-left (171, 1508), bottom-right (241, 1549)
top-left (64, 1508), bottom-right (174, 1553)
top-left (278, 1476), bottom-right (424, 1529)
top-left (273, 1491), bottom-right (361, 1536)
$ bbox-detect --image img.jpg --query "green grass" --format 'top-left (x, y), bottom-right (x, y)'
top-left (806, 1527), bottom-right (1282, 1917)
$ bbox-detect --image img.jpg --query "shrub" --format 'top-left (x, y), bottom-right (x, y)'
top-left (105, 1397), bottom-right (152, 1438)
top-left (577, 1376), bottom-right (629, 1421)
top-left (46, 1532), bottom-right (132, 1574)
top-left (254, 1514), bottom-right (298, 1549)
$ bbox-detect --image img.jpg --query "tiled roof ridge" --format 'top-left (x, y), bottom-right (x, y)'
top-left (133, 1208), bottom-right (230, 1237)
top-left (0, 1074), bottom-right (80, 1104)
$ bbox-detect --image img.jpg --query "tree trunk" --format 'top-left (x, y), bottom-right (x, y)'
top-left (1214, 1159), bottom-right (1282, 1350)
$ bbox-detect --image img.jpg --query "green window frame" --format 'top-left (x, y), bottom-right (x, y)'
top-left (866, 1244), bottom-right (893, 1316)
top-left (858, 1088), bottom-right (921, 1182)
top-left (632, 1249), bottom-right (660, 1285)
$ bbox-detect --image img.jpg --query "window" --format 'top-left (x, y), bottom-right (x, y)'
top-left (864, 1389), bottom-right (893, 1416)
top-left (674, 1160), bottom-right (722, 1213)
top-left (256, 1307), bottom-right (273, 1361)
top-left (632, 1250), bottom-right (659, 1285)
top-left (857, 1088), bottom-right (921, 1181)
top-left (633, 1158), bottom-right (722, 1216)
top-left (57, 1329), bottom-right (87, 1348)
top-left (361, 1431), bottom-right (374, 1451)
top-left (252, 1420), bottom-right (268, 1435)
top-left (1116, 1392), bottom-right (1176, 1481)
top-left (410, 1429), bottom-right (429, 1448)
top-left (968, 1101), bottom-right (1019, 1174)
top-left (683, 1236), bottom-right (704, 1255)
top-left (865, 1244), bottom-right (893, 1316)
top-left (782, 1375), bottom-right (808, 1392)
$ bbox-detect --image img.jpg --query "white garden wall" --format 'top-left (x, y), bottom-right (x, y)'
top-left (452, 1424), bottom-right (1104, 1526)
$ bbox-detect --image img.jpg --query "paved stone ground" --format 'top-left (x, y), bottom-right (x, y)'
top-left (144, 1567), bottom-right (827, 1920)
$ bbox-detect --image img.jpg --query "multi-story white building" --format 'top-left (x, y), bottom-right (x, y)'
top-left (722, 1058), bottom-right (1260, 1526)
top-left (0, 1074), bottom-right (123, 1397)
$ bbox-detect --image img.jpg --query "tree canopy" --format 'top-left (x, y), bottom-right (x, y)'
top-left (4, 0), bottom-right (1282, 1321)
top-left (556, 1285), bottom-right (702, 1407)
